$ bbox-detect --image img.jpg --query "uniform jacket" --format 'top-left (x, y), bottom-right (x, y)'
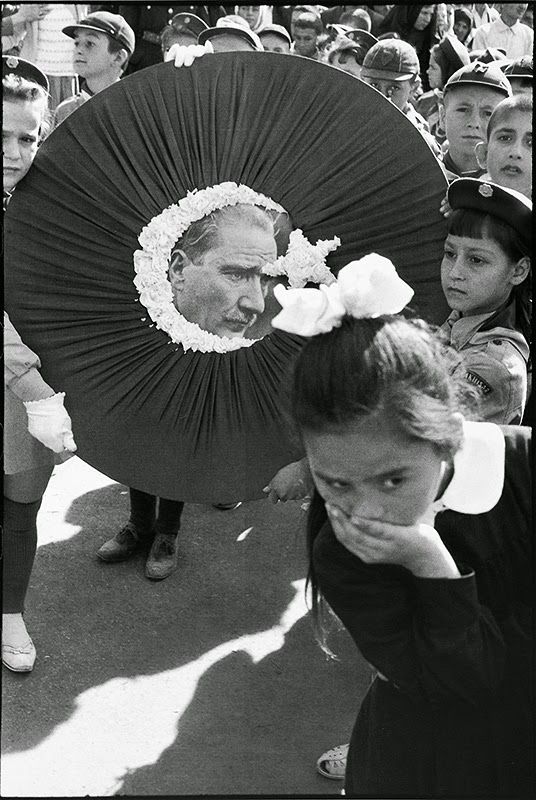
top-left (441, 299), bottom-right (529, 424)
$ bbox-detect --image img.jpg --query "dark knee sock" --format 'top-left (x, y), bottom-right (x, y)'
top-left (155, 499), bottom-right (184, 536)
top-left (2, 496), bottom-right (41, 613)
top-left (129, 488), bottom-right (157, 532)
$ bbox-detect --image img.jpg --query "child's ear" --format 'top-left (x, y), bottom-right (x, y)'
top-left (475, 141), bottom-right (488, 171)
top-left (511, 256), bottom-right (531, 286)
top-left (113, 48), bottom-right (128, 70)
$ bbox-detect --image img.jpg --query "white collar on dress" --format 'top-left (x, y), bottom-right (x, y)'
top-left (433, 420), bottom-right (505, 515)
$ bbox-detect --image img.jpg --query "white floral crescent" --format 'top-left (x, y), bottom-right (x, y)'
top-left (133, 182), bottom-right (340, 353)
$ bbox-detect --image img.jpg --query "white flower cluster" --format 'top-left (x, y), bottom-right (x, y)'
top-left (133, 182), bottom-right (340, 353)
top-left (262, 229), bottom-right (340, 288)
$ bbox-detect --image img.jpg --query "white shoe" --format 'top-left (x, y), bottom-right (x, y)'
top-left (2, 613), bottom-right (37, 672)
top-left (316, 742), bottom-right (349, 780)
top-left (2, 639), bottom-right (36, 672)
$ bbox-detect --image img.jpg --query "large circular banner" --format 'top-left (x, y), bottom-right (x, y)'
top-left (5, 52), bottom-right (449, 502)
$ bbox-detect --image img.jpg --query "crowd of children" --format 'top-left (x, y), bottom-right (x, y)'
top-left (2, 2), bottom-right (533, 796)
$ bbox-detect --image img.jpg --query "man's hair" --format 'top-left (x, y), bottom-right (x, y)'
top-left (487, 93), bottom-right (533, 139)
top-left (171, 204), bottom-right (276, 265)
top-left (293, 12), bottom-right (323, 35)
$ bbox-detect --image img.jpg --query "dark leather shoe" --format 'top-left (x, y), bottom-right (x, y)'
top-left (145, 532), bottom-right (179, 581)
top-left (212, 502), bottom-right (242, 511)
top-left (97, 524), bottom-right (148, 563)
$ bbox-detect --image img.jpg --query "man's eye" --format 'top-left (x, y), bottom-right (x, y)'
top-left (383, 476), bottom-right (404, 489)
top-left (469, 256), bottom-right (485, 265)
top-left (497, 134), bottom-right (511, 142)
top-left (324, 478), bottom-right (349, 491)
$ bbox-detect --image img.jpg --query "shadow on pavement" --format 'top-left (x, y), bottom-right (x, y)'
top-left (2, 482), bottom-right (367, 795)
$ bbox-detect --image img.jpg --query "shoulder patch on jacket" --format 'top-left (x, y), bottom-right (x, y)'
top-left (465, 370), bottom-right (493, 394)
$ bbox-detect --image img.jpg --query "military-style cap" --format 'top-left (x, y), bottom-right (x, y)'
top-left (198, 25), bottom-right (262, 51)
top-left (2, 54), bottom-right (49, 92)
top-left (63, 11), bottom-right (135, 55)
top-left (257, 24), bottom-right (292, 46)
top-left (448, 178), bottom-right (532, 247)
top-left (361, 39), bottom-right (420, 81)
top-left (345, 29), bottom-right (378, 50)
top-left (170, 13), bottom-right (208, 39)
top-left (443, 61), bottom-right (512, 97)
top-left (502, 55), bottom-right (533, 79)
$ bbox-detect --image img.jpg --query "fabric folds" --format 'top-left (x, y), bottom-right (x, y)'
top-left (5, 53), bottom-right (449, 501)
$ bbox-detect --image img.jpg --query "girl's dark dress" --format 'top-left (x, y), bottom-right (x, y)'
top-left (313, 425), bottom-right (532, 797)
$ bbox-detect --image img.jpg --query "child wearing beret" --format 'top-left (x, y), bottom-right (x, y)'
top-left (441, 178), bottom-right (531, 425)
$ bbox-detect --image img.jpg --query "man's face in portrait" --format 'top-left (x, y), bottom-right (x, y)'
top-left (169, 221), bottom-right (277, 338)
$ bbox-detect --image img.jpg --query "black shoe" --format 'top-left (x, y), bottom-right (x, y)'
top-left (145, 532), bottom-right (179, 581)
top-left (212, 502), bottom-right (242, 511)
top-left (97, 524), bottom-right (149, 563)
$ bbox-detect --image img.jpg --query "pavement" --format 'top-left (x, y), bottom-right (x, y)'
top-left (1, 456), bottom-right (371, 797)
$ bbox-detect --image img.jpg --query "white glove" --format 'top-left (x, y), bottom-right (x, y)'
top-left (165, 41), bottom-right (214, 67)
top-left (24, 392), bottom-right (77, 454)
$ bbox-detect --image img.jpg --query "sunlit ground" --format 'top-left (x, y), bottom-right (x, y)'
top-left (2, 458), bottom-right (365, 796)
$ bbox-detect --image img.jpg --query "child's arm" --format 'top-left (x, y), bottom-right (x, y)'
top-left (314, 518), bottom-right (507, 706)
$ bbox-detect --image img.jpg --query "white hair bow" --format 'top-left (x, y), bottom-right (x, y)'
top-left (271, 254), bottom-right (414, 336)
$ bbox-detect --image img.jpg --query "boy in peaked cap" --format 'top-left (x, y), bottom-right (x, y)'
top-left (438, 60), bottom-right (512, 180)
top-left (160, 14), bottom-right (208, 58)
top-left (440, 177), bottom-right (532, 424)
top-left (360, 39), bottom-right (440, 155)
top-left (54, 11), bottom-right (135, 128)
top-left (258, 24), bottom-right (292, 53)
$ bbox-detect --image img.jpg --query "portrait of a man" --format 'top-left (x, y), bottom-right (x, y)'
top-left (167, 204), bottom-right (278, 338)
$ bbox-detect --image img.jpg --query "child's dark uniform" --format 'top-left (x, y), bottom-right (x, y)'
top-left (313, 425), bottom-right (532, 797)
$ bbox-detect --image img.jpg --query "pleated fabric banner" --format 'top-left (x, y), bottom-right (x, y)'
top-left (5, 52), bottom-right (449, 502)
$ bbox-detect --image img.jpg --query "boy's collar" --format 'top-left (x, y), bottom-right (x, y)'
top-left (434, 420), bottom-right (505, 515)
